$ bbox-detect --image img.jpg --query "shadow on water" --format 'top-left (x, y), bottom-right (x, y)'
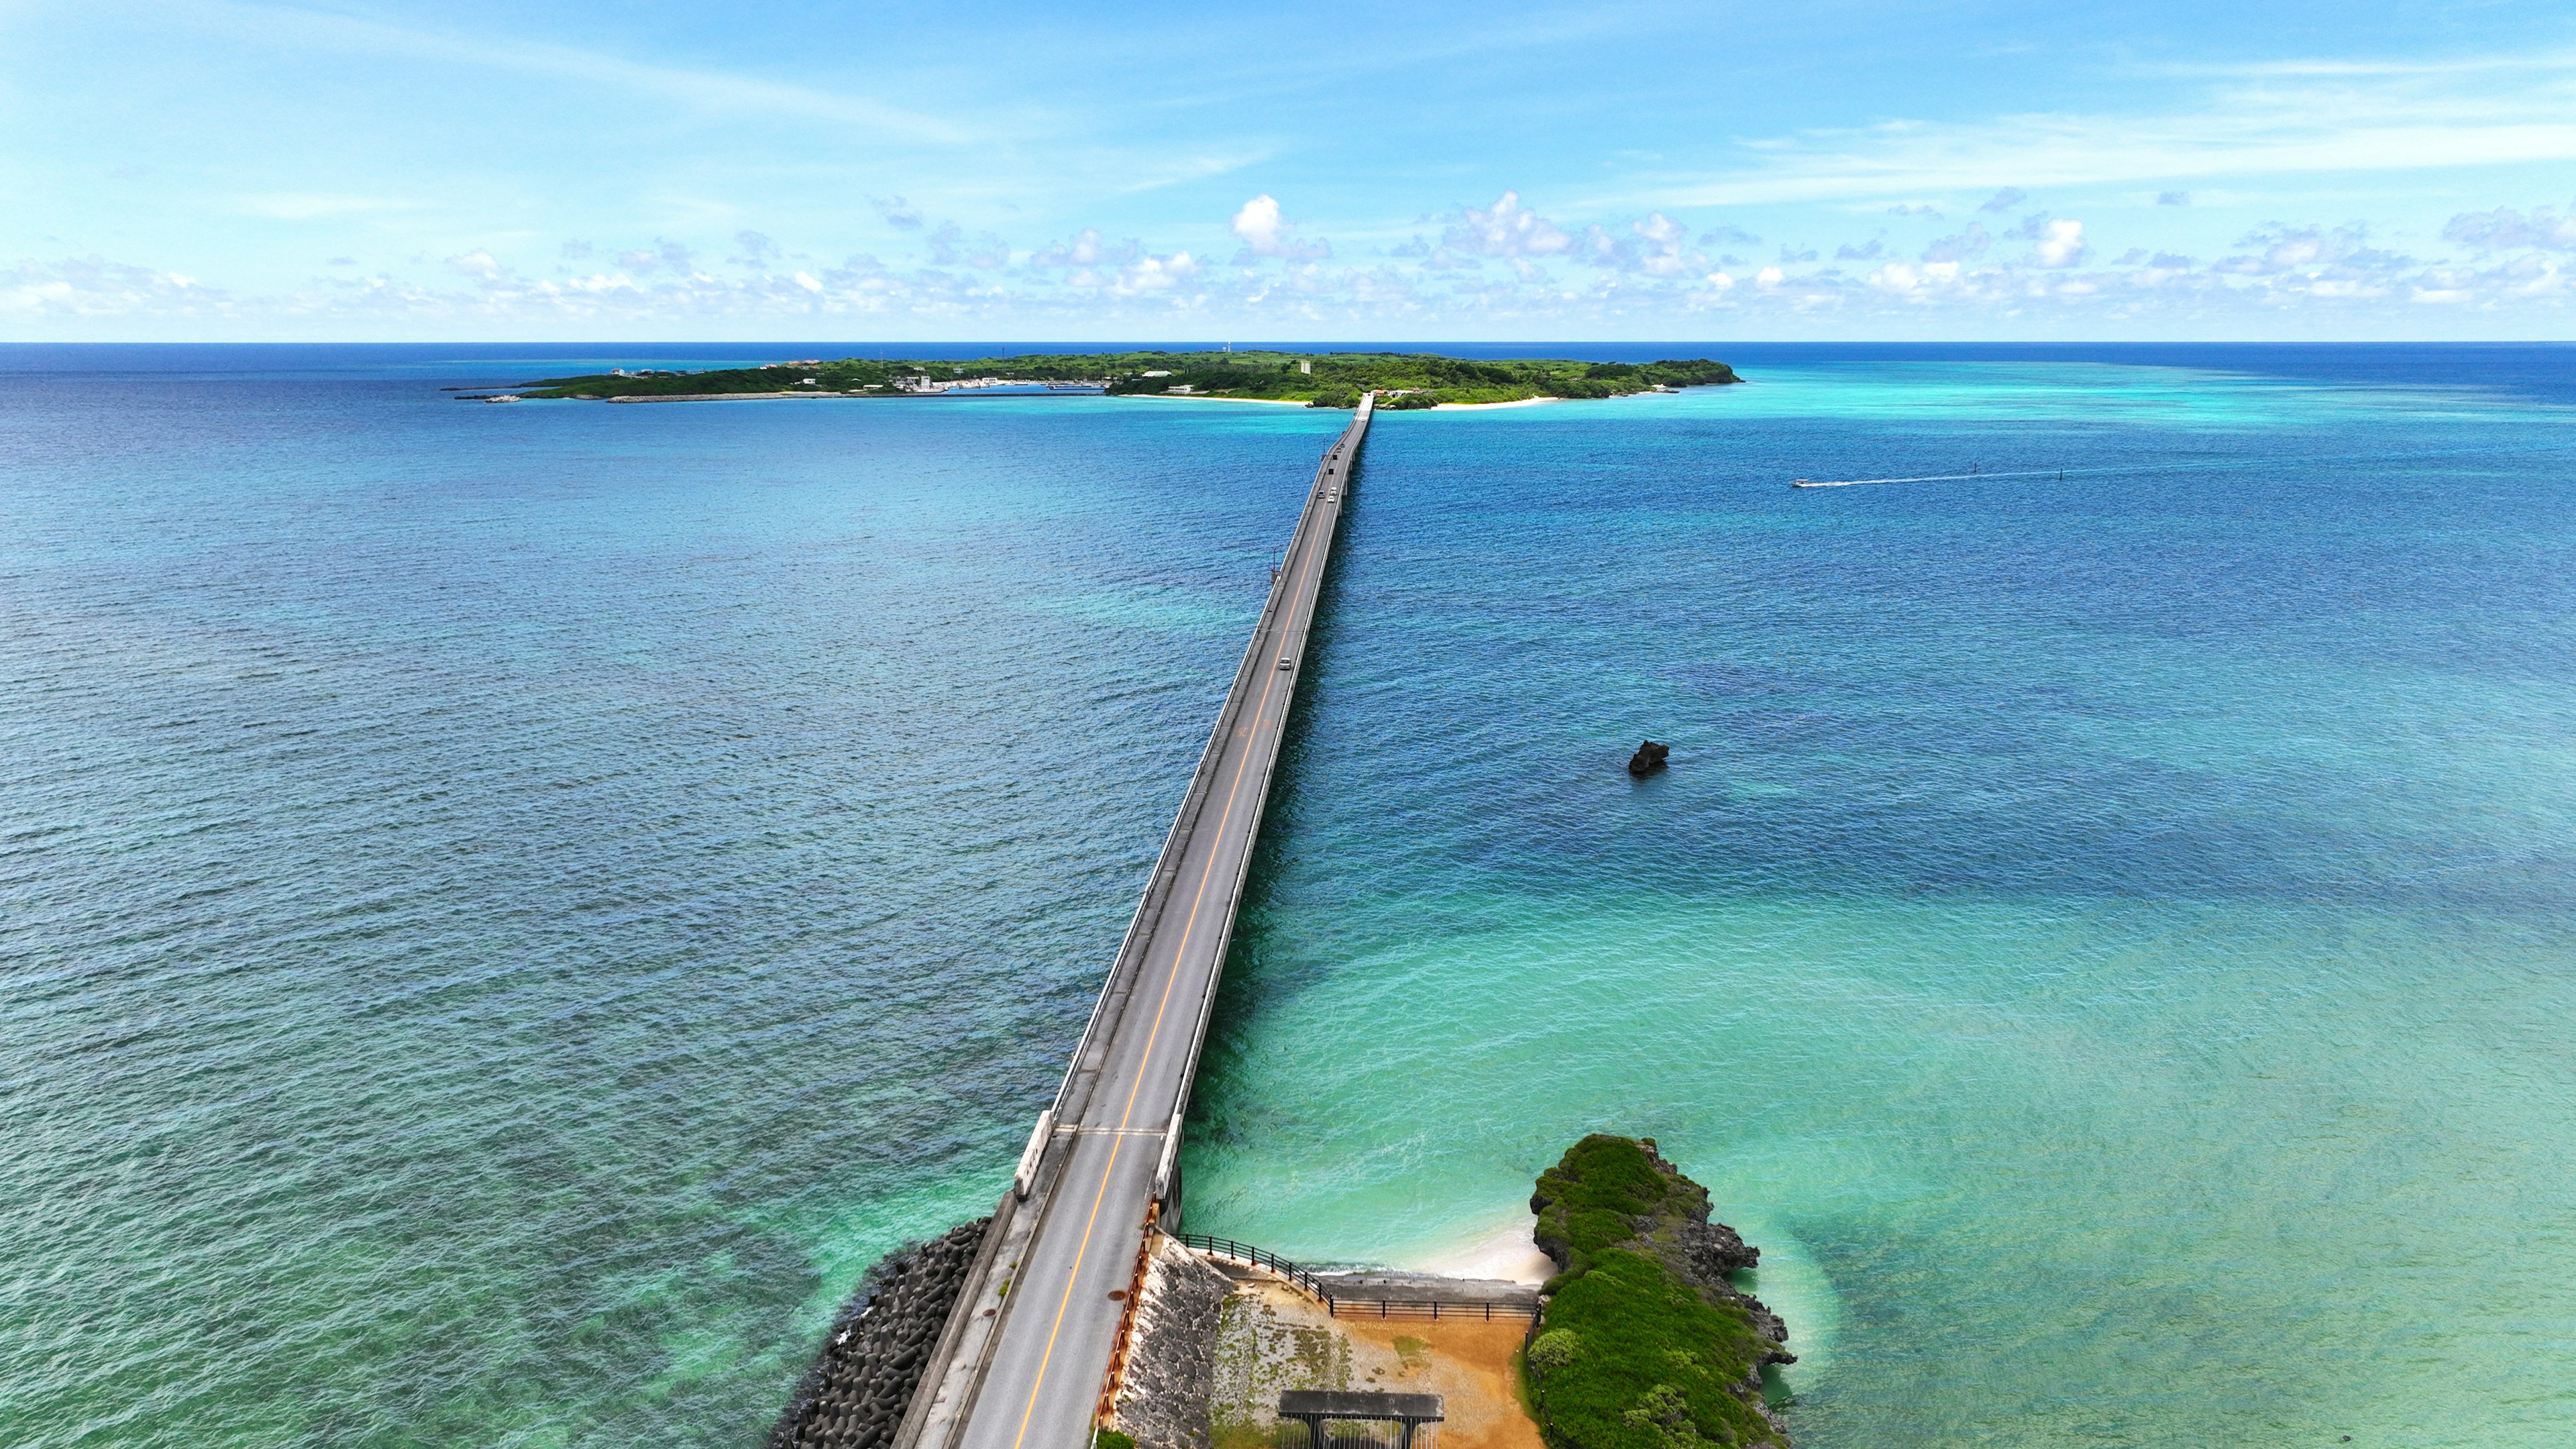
top-left (1191, 439), bottom-right (1367, 1153)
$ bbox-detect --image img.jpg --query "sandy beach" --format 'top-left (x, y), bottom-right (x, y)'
top-left (1409, 1216), bottom-right (1556, 1285)
top-left (1434, 396), bottom-right (1562, 411)
top-left (1119, 393), bottom-right (1315, 406)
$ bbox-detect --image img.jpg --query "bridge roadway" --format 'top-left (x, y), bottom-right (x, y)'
top-left (895, 394), bottom-right (1377, 1449)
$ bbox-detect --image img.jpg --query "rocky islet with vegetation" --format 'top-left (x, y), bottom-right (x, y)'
top-left (1525, 1136), bottom-right (1792, 1449)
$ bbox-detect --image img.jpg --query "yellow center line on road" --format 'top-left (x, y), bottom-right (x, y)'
top-left (1004, 451), bottom-right (1339, 1449)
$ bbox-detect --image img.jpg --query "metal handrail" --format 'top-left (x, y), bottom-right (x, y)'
top-left (1176, 1234), bottom-right (1542, 1321)
top-left (1177, 1233), bottom-right (1335, 1303)
top-left (1324, 1298), bottom-right (1538, 1322)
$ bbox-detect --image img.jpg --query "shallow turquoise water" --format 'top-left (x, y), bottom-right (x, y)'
top-left (4, 345), bottom-right (2573, 1446)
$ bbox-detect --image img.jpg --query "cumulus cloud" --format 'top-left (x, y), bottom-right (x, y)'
top-left (2157, 191), bottom-right (2192, 206)
top-left (2410, 252), bottom-right (2565, 304)
top-left (1441, 191), bottom-right (1572, 259)
top-left (1868, 260), bottom-right (1964, 296)
top-left (1701, 224), bottom-right (1761, 246)
top-left (1631, 212), bottom-right (1690, 272)
top-left (2026, 219), bottom-right (2089, 268)
top-left (1109, 251), bottom-right (1199, 296)
top-left (873, 195), bottom-right (924, 231)
top-left (2215, 222), bottom-right (2409, 278)
top-left (1979, 187), bottom-right (2027, 213)
top-left (1886, 203), bottom-right (1942, 218)
top-left (3, 255), bottom-right (219, 316)
top-left (2443, 201), bottom-right (2576, 251)
top-left (924, 222), bottom-right (1009, 269)
top-left (616, 239), bottom-right (696, 273)
top-left (1030, 228), bottom-right (1143, 268)
top-left (1922, 223), bottom-right (1992, 263)
top-left (1230, 194), bottom-right (1331, 262)
top-left (1579, 212), bottom-right (1697, 275)
top-left (44, 178), bottom-right (2576, 331)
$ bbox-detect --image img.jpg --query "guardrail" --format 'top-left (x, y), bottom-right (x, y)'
top-left (1328, 1298), bottom-right (1538, 1322)
top-left (1177, 1234), bottom-right (1335, 1302)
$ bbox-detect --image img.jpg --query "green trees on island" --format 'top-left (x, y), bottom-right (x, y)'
top-left (1523, 1136), bottom-right (1792, 1449)
top-left (517, 351), bottom-right (1739, 406)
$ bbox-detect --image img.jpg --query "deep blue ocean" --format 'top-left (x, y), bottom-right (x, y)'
top-left (5, 342), bottom-right (2573, 1448)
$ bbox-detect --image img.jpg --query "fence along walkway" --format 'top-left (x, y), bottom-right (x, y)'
top-left (1185, 1235), bottom-right (1544, 1322)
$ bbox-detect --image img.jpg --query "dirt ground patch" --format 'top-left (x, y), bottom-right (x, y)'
top-left (1207, 1280), bottom-right (1542, 1449)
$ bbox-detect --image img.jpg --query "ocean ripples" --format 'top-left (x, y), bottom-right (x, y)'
top-left (7, 348), bottom-right (2576, 1447)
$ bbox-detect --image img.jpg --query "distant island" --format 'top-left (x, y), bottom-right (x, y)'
top-left (508, 350), bottom-right (1740, 409)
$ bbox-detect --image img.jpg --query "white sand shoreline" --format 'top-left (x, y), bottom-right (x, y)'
top-left (1116, 393), bottom-right (1313, 407)
top-left (1434, 396), bottom-right (1562, 411)
top-left (1400, 1214), bottom-right (1556, 1285)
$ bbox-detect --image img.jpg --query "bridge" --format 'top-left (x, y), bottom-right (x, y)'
top-left (894, 394), bottom-right (1378, 1449)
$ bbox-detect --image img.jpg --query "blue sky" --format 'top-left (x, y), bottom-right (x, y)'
top-left (5, 1), bottom-right (2575, 340)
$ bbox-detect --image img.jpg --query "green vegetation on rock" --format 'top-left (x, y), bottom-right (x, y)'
top-left (1523, 1136), bottom-right (1792, 1449)
top-left (512, 351), bottom-right (1738, 406)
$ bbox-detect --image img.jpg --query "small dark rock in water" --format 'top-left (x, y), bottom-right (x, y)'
top-left (1627, 740), bottom-right (1670, 776)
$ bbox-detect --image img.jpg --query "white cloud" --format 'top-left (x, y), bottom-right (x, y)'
top-left (1923, 223), bottom-right (1992, 263)
top-left (1030, 229), bottom-right (1143, 268)
top-left (1868, 260), bottom-right (1964, 294)
top-left (1579, 211), bottom-right (1697, 275)
top-left (2444, 200), bottom-right (2576, 251)
top-left (1440, 191), bottom-right (1572, 259)
top-left (1631, 54), bottom-right (2576, 207)
top-left (1629, 211), bottom-right (1690, 275)
top-left (2028, 219), bottom-right (2088, 268)
top-left (924, 222), bottom-right (1009, 269)
top-left (445, 249), bottom-right (504, 279)
top-left (2212, 223), bottom-right (2410, 280)
top-left (1231, 195), bottom-right (1331, 262)
top-left (1111, 251), bottom-right (1199, 296)
top-left (3, 256), bottom-right (219, 315)
top-left (614, 239), bottom-right (696, 273)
